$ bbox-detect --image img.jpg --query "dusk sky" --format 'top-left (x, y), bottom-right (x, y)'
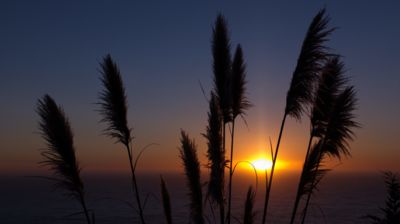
top-left (1, 1), bottom-right (399, 175)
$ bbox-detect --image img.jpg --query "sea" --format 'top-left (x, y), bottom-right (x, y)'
top-left (0, 171), bottom-right (387, 224)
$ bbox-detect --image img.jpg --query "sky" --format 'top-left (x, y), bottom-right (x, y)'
top-left (0, 1), bottom-right (399, 175)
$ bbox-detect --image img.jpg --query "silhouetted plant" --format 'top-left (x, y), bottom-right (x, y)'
top-left (226, 44), bottom-right (251, 224)
top-left (290, 56), bottom-right (346, 223)
top-left (291, 141), bottom-right (330, 223)
top-left (365, 172), bottom-right (400, 224)
top-left (97, 54), bottom-right (146, 223)
top-left (261, 8), bottom-right (334, 224)
top-left (37, 94), bottom-right (92, 224)
top-left (204, 93), bottom-right (225, 224)
top-left (243, 186), bottom-right (256, 224)
top-left (179, 130), bottom-right (204, 224)
top-left (212, 14), bottom-right (232, 125)
top-left (160, 176), bottom-right (172, 224)
top-left (301, 86), bottom-right (359, 223)
top-left (211, 14), bottom-right (232, 224)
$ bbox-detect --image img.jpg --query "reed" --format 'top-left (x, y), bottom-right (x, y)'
top-left (243, 186), bottom-right (256, 224)
top-left (226, 44), bottom-right (251, 224)
top-left (179, 130), bottom-right (204, 224)
top-left (290, 56), bottom-right (346, 223)
top-left (98, 54), bottom-right (146, 223)
top-left (204, 93), bottom-right (225, 224)
top-left (365, 171), bottom-right (400, 224)
top-left (160, 176), bottom-right (172, 224)
top-left (261, 8), bottom-right (334, 224)
top-left (37, 94), bottom-right (92, 224)
top-left (211, 14), bottom-right (232, 224)
top-left (301, 86), bottom-right (359, 223)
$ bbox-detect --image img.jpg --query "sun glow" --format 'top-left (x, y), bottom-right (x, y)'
top-left (251, 158), bottom-right (273, 171)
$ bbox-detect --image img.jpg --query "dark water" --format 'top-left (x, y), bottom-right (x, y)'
top-left (0, 172), bottom-right (386, 223)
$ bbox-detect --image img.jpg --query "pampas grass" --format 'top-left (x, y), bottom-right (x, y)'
top-left (160, 176), bottom-right (172, 224)
top-left (290, 56), bottom-right (346, 223)
top-left (227, 44), bottom-right (251, 224)
top-left (204, 93), bottom-right (225, 224)
top-left (37, 94), bottom-right (92, 224)
top-left (365, 172), bottom-right (400, 224)
top-left (211, 14), bottom-right (232, 224)
top-left (98, 54), bottom-right (146, 223)
top-left (243, 186), bottom-right (256, 224)
top-left (179, 130), bottom-right (204, 224)
top-left (261, 8), bottom-right (334, 224)
top-left (212, 14), bottom-right (232, 124)
top-left (301, 86), bottom-right (359, 223)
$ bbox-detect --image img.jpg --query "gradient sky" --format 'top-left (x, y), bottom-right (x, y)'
top-left (1, 1), bottom-right (399, 175)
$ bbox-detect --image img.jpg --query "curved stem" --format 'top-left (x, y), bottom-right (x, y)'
top-left (261, 113), bottom-right (287, 224)
top-left (126, 144), bottom-right (146, 224)
top-left (227, 120), bottom-right (235, 224)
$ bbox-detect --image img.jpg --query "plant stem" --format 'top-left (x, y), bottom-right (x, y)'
top-left (290, 135), bottom-right (314, 224)
top-left (261, 113), bottom-right (287, 224)
top-left (300, 141), bottom-right (324, 224)
top-left (221, 123), bottom-right (227, 224)
top-left (78, 191), bottom-right (91, 224)
top-left (126, 144), bottom-right (146, 224)
top-left (227, 119), bottom-right (235, 224)
top-left (220, 200), bottom-right (225, 224)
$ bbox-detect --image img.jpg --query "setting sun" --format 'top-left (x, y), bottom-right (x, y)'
top-left (251, 158), bottom-right (273, 171)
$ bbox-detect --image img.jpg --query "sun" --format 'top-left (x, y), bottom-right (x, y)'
top-left (251, 158), bottom-right (273, 171)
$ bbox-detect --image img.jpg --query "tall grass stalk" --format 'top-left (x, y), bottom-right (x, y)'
top-left (243, 186), bottom-right (256, 224)
top-left (37, 95), bottom-right (92, 224)
top-left (364, 172), bottom-right (400, 224)
top-left (261, 8), bottom-right (333, 224)
top-left (160, 176), bottom-right (172, 224)
top-left (227, 44), bottom-right (250, 224)
top-left (179, 130), bottom-right (204, 224)
top-left (98, 54), bottom-right (145, 223)
top-left (301, 86), bottom-right (358, 223)
top-left (204, 93), bottom-right (225, 224)
top-left (211, 14), bottom-right (232, 224)
top-left (290, 56), bottom-right (346, 223)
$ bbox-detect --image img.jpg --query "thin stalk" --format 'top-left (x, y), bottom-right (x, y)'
top-left (227, 120), bottom-right (236, 224)
top-left (79, 191), bottom-right (92, 224)
top-left (220, 200), bottom-right (225, 224)
top-left (290, 135), bottom-right (314, 224)
top-left (300, 155), bottom-right (322, 224)
top-left (222, 123), bottom-right (227, 224)
top-left (300, 140), bottom-right (325, 224)
top-left (261, 113), bottom-right (287, 224)
top-left (126, 144), bottom-right (146, 224)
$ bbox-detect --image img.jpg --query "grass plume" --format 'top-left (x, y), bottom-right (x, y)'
top-left (204, 93), bottom-right (225, 224)
top-left (365, 172), bottom-right (400, 224)
top-left (262, 8), bottom-right (334, 224)
top-left (290, 56), bottom-right (346, 223)
top-left (37, 94), bottom-right (91, 224)
top-left (160, 176), bottom-right (172, 224)
top-left (212, 14), bottom-right (232, 124)
top-left (301, 86), bottom-right (359, 223)
top-left (179, 130), bottom-right (204, 224)
top-left (285, 8), bottom-right (334, 119)
top-left (227, 44), bottom-right (251, 224)
top-left (98, 54), bottom-right (146, 223)
top-left (231, 44), bottom-right (250, 119)
top-left (243, 186), bottom-right (256, 224)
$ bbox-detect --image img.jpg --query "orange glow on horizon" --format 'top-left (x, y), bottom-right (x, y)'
top-left (251, 158), bottom-right (273, 171)
top-left (238, 156), bottom-right (291, 173)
